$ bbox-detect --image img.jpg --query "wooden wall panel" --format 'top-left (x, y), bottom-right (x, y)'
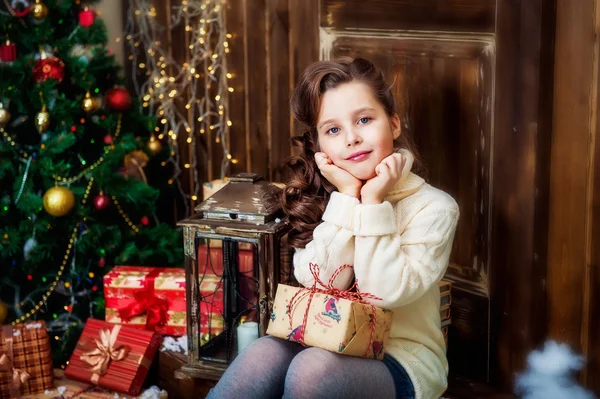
top-left (244, 0), bottom-right (269, 179)
top-left (225, 0), bottom-right (318, 182)
top-left (490, 0), bottom-right (553, 387)
top-left (226, 0), bottom-right (248, 177)
top-left (268, 0), bottom-right (291, 182)
top-left (589, 72), bottom-right (600, 391)
top-left (547, 0), bottom-right (600, 390)
top-left (321, 0), bottom-right (496, 33)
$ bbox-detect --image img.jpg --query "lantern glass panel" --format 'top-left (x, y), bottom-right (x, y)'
top-left (191, 234), bottom-right (297, 365)
top-left (195, 237), bottom-right (260, 363)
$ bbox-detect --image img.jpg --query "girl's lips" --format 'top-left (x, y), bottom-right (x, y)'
top-left (346, 151), bottom-right (372, 162)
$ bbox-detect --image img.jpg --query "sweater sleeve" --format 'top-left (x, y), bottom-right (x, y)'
top-left (352, 194), bottom-right (459, 309)
top-left (293, 191), bottom-right (357, 290)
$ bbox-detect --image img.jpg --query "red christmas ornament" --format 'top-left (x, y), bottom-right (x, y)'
top-left (104, 86), bottom-right (131, 112)
top-left (0, 40), bottom-right (17, 62)
top-left (8, 0), bottom-right (30, 17)
top-left (93, 192), bottom-right (110, 210)
top-left (33, 54), bottom-right (65, 83)
top-left (103, 134), bottom-right (113, 145)
top-left (78, 7), bottom-right (95, 27)
top-left (98, 257), bottom-right (106, 267)
top-left (140, 216), bottom-right (149, 226)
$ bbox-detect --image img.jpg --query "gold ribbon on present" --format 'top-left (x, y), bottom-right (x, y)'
top-left (0, 325), bottom-right (31, 397)
top-left (80, 325), bottom-right (129, 383)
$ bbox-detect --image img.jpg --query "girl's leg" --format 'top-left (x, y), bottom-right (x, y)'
top-left (206, 336), bottom-right (304, 399)
top-left (283, 348), bottom-right (410, 399)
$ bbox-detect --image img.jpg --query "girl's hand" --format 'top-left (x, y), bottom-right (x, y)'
top-left (361, 153), bottom-right (406, 204)
top-left (315, 152), bottom-right (362, 198)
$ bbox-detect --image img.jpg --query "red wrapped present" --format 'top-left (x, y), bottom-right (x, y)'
top-left (197, 244), bottom-right (254, 276)
top-left (196, 245), bottom-right (256, 340)
top-left (64, 318), bottom-right (161, 396)
top-left (104, 266), bottom-right (188, 336)
top-left (0, 321), bottom-right (54, 398)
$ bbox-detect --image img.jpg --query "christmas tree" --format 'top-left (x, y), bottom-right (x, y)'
top-left (0, 0), bottom-right (183, 365)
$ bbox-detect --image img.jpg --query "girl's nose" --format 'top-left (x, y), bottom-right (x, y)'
top-left (345, 129), bottom-right (362, 147)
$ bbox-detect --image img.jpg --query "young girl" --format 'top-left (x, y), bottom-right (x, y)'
top-left (207, 57), bottom-right (459, 399)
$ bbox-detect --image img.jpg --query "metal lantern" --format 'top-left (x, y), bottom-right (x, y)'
top-left (176, 173), bottom-right (295, 380)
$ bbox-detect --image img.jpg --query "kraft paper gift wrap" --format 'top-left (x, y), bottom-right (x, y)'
top-left (266, 276), bottom-right (393, 360)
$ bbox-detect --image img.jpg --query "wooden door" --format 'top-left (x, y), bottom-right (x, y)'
top-left (318, 12), bottom-right (495, 383)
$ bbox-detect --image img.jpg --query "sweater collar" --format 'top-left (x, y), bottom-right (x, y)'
top-left (384, 149), bottom-right (425, 200)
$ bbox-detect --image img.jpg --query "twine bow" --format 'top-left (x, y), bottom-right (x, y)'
top-left (0, 326), bottom-right (30, 396)
top-left (80, 326), bottom-right (129, 381)
top-left (287, 263), bottom-right (381, 358)
top-left (117, 268), bottom-right (169, 330)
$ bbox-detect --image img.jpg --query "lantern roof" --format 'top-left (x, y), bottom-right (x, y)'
top-left (194, 173), bottom-right (283, 225)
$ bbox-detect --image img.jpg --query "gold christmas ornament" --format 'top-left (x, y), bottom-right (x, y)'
top-left (147, 134), bottom-right (162, 154)
top-left (123, 150), bottom-right (149, 182)
top-left (43, 186), bottom-right (75, 217)
top-left (35, 104), bottom-right (50, 133)
top-left (0, 102), bottom-right (10, 127)
top-left (0, 301), bottom-right (7, 325)
top-left (82, 91), bottom-right (99, 113)
top-left (31, 0), bottom-right (49, 20)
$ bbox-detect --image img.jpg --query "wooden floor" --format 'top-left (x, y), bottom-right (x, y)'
top-left (445, 374), bottom-right (515, 399)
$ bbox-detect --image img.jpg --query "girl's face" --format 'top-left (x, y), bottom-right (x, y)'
top-left (316, 81), bottom-right (400, 181)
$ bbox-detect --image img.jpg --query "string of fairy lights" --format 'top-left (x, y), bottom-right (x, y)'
top-left (123, 0), bottom-right (236, 215)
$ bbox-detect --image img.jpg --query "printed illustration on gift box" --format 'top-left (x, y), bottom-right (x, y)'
top-left (267, 264), bottom-right (393, 360)
top-left (104, 266), bottom-right (188, 336)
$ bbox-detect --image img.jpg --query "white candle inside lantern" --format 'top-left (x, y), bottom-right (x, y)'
top-left (237, 321), bottom-right (259, 353)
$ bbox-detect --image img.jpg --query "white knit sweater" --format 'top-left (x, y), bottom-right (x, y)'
top-left (293, 152), bottom-right (459, 399)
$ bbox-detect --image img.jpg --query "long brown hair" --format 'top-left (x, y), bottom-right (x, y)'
top-left (282, 57), bottom-right (422, 248)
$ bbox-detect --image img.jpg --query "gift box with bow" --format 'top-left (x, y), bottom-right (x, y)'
top-left (0, 321), bottom-right (54, 398)
top-left (104, 266), bottom-right (189, 336)
top-left (64, 318), bottom-right (161, 396)
top-left (267, 264), bottom-right (393, 360)
top-left (105, 266), bottom-right (226, 339)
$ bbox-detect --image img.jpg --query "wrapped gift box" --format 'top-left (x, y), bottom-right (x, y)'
top-left (267, 284), bottom-right (393, 360)
top-left (197, 245), bottom-right (254, 276)
top-left (0, 321), bottom-right (53, 398)
top-left (64, 318), bottom-right (161, 396)
top-left (104, 266), bottom-right (188, 336)
top-left (196, 245), bottom-right (255, 340)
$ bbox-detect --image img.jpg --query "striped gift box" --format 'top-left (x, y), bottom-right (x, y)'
top-left (0, 321), bottom-right (53, 398)
top-left (64, 319), bottom-right (161, 396)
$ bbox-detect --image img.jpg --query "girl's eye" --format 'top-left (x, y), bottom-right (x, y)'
top-left (359, 117), bottom-right (371, 124)
top-left (327, 127), bottom-right (340, 134)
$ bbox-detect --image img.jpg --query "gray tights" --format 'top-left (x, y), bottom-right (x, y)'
top-left (206, 336), bottom-right (397, 399)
